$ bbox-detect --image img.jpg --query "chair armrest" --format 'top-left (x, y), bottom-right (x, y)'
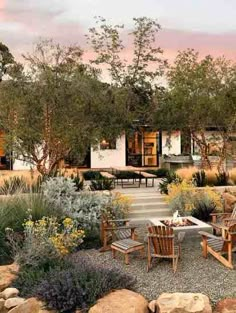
top-left (106, 219), bottom-right (130, 223)
top-left (224, 218), bottom-right (236, 222)
top-left (105, 226), bottom-right (137, 231)
top-left (210, 212), bottom-right (230, 217)
top-left (199, 231), bottom-right (229, 242)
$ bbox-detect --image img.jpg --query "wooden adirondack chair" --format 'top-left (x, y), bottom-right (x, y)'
top-left (100, 218), bottom-right (137, 252)
top-left (199, 223), bottom-right (236, 269)
top-left (147, 225), bottom-right (185, 273)
top-left (211, 205), bottom-right (236, 237)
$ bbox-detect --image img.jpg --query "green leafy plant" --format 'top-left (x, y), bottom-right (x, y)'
top-left (90, 177), bottom-right (114, 191)
top-left (215, 171), bottom-right (230, 186)
top-left (159, 171), bottom-right (182, 194)
top-left (192, 170), bottom-right (207, 187)
top-left (146, 168), bottom-right (169, 178)
top-left (42, 177), bottom-right (77, 215)
top-left (70, 173), bottom-right (84, 191)
top-left (115, 171), bottom-right (141, 180)
top-left (83, 171), bottom-right (102, 180)
top-left (35, 255), bottom-right (135, 312)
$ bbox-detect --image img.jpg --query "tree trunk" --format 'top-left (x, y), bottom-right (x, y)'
top-left (191, 131), bottom-right (212, 170)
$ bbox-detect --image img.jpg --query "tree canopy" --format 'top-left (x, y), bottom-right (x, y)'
top-left (155, 49), bottom-right (236, 169)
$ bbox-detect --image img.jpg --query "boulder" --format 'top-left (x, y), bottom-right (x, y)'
top-left (7, 298), bottom-right (40, 313)
top-left (222, 192), bottom-right (236, 212)
top-left (214, 298), bottom-right (236, 313)
top-left (89, 289), bottom-right (149, 313)
top-left (0, 263), bottom-right (19, 292)
top-left (150, 293), bottom-right (212, 313)
top-left (4, 297), bottom-right (25, 309)
top-left (0, 288), bottom-right (19, 299)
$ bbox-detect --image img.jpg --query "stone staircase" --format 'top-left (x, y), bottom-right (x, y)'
top-left (120, 187), bottom-right (172, 222)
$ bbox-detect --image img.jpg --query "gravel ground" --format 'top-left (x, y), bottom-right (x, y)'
top-left (76, 226), bottom-right (236, 305)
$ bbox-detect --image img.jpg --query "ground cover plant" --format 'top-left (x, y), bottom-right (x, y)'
top-left (90, 176), bottom-right (114, 191)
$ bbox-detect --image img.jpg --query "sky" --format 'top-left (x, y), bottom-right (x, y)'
top-left (1, 0), bottom-right (236, 63)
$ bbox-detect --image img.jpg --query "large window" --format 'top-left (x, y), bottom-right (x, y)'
top-left (127, 130), bottom-right (159, 167)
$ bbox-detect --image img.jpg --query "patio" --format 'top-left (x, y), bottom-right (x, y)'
top-left (78, 229), bottom-right (236, 305)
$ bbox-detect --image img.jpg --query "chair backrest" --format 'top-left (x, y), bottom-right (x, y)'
top-left (231, 205), bottom-right (236, 219)
top-left (148, 225), bottom-right (174, 256)
top-left (222, 223), bottom-right (236, 252)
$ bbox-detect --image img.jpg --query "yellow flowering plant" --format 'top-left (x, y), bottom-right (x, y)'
top-left (16, 217), bottom-right (84, 268)
top-left (166, 180), bottom-right (223, 221)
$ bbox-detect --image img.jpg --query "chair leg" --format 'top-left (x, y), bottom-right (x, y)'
top-left (173, 256), bottom-right (178, 273)
top-left (125, 253), bottom-right (129, 265)
top-left (140, 247), bottom-right (145, 259)
top-left (202, 238), bottom-right (208, 258)
top-left (112, 248), bottom-right (116, 259)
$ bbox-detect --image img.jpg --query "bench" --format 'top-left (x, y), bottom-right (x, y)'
top-left (111, 239), bottom-right (145, 265)
top-left (100, 171), bottom-right (116, 187)
top-left (134, 171), bottom-right (157, 187)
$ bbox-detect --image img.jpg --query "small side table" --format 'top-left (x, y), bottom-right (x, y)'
top-left (111, 239), bottom-right (145, 265)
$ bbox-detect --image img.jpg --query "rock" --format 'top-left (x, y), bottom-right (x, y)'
top-left (7, 298), bottom-right (40, 313)
top-left (222, 192), bottom-right (236, 212)
top-left (155, 293), bottom-right (212, 313)
top-left (89, 289), bottom-right (149, 313)
top-left (0, 263), bottom-right (19, 292)
top-left (214, 298), bottom-right (236, 313)
top-left (149, 299), bottom-right (160, 313)
top-left (4, 297), bottom-right (25, 309)
top-left (0, 298), bottom-right (5, 309)
top-left (0, 288), bottom-right (19, 299)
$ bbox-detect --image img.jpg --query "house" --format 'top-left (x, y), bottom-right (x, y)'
top-left (0, 128), bottom-right (181, 170)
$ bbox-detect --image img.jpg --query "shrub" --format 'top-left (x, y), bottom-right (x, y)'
top-left (159, 171), bottom-right (182, 194)
top-left (9, 217), bottom-right (84, 269)
top-left (115, 171), bottom-right (141, 180)
top-left (70, 173), bottom-right (84, 191)
top-left (42, 177), bottom-right (77, 215)
top-left (192, 170), bottom-right (207, 187)
top-left (72, 191), bottom-right (131, 248)
top-left (35, 255), bottom-right (135, 312)
top-left (215, 171), bottom-right (230, 186)
top-left (90, 177), bottom-right (114, 191)
top-left (0, 193), bottom-right (57, 265)
top-left (205, 169), bottom-right (218, 186)
top-left (83, 171), bottom-right (102, 180)
top-left (0, 176), bottom-right (29, 195)
top-left (146, 168), bottom-right (169, 178)
top-left (166, 181), bottom-right (223, 218)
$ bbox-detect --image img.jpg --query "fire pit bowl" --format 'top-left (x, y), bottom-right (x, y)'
top-left (149, 216), bottom-right (213, 237)
top-left (161, 218), bottom-right (197, 228)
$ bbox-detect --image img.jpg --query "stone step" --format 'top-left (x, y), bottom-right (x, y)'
top-left (130, 196), bottom-right (166, 204)
top-left (128, 208), bottom-right (171, 219)
top-left (131, 202), bottom-right (169, 210)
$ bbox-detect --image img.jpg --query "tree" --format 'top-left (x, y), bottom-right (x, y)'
top-left (0, 40), bottom-right (126, 175)
top-left (87, 17), bottom-right (167, 125)
top-left (155, 49), bottom-right (236, 170)
top-left (0, 42), bottom-right (15, 81)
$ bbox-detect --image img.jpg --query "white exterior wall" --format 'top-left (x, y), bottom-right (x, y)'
top-left (13, 159), bottom-right (33, 170)
top-left (161, 131), bottom-right (181, 155)
top-left (90, 135), bottom-right (126, 168)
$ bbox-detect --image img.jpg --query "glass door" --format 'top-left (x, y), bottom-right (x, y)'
top-left (127, 131), bottom-right (159, 167)
top-left (143, 132), bottom-right (158, 166)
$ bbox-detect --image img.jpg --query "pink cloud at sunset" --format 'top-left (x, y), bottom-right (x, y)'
top-left (0, 0), bottom-right (236, 66)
